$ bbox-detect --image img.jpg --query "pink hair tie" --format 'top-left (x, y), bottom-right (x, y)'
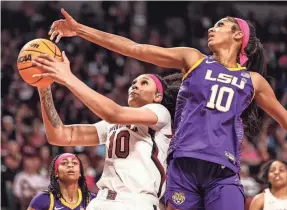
top-left (54, 153), bottom-right (78, 175)
top-left (148, 74), bottom-right (163, 95)
top-left (234, 18), bottom-right (250, 66)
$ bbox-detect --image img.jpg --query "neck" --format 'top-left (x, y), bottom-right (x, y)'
top-left (271, 185), bottom-right (287, 199)
top-left (213, 46), bottom-right (239, 68)
top-left (59, 181), bottom-right (79, 202)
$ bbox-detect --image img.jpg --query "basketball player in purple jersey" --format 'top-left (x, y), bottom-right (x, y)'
top-left (49, 9), bottom-right (287, 209)
top-left (28, 153), bottom-right (96, 210)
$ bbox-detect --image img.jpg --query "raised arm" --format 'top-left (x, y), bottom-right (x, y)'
top-left (38, 87), bottom-right (100, 146)
top-left (49, 9), bottom-right (204, 71)
top-left (251, 72), bottom-right (287, 130)
top-left (33, 54), bottom-right (164, 126)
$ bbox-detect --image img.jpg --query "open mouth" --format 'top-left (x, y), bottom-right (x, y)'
top-left (274, 176), bottom-right (281, 181)
top-left (67, 170), bottom-right (75, 175)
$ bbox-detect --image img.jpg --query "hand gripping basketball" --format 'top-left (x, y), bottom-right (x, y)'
top-left (32, 51), bottom-right (73, 86)
top-left (49, 8), bottom-right (79, 43)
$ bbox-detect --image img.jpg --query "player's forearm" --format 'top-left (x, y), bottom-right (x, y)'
top-left (66, 74), bottom-right (121, 123)
top-left (38, 87), bottom-right (65, 143)
top-left (77, 23), bottom-right (137, 58)
top-left (76, 23), bottom-right (185, 69)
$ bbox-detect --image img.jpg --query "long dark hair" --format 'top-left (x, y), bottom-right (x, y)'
top-left (153, 73), bottom-right (182, 123)
top-left (47, 154), bottom-right (91, 208)
top-left (228, 17), bottom-right (267, 141)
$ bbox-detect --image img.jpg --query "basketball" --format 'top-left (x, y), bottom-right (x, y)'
top-left (17, 39), bottom-right (63, 87)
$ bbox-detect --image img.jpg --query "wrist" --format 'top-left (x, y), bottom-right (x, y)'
top-left (38, 86), bottom-right (51, 93)
top-left (75, 23), bottom-right (84, 36)
top-left (65, 73), bottom-right (77, 88)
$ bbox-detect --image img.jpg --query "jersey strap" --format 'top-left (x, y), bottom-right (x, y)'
top-left (48, 192), bottom-right (54, 210)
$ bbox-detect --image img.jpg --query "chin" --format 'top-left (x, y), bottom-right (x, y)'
top-left (128, 98), bottom-right (135, 107)
top-left (207, 41), bottom-right (216, 52)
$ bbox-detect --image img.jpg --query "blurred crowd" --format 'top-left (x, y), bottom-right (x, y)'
top-left (1, 2), bottom-right (287, 210)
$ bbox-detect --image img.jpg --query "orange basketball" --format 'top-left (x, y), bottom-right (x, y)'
top-left (17, 39), bottom-right (63, 87)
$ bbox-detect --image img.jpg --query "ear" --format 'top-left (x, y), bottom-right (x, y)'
top-left (233, 30), bottom-right (244, 41)
top-left (153, 93), bottom-right (163, 103)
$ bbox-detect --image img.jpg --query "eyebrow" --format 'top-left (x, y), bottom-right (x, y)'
top-left (141, 77), bottom-right (150, 81)
top-left (215, 19), bottom-right (227, 26)
top-left (60, 158), bottom-right (77, 161)
top-left (132, 77), bottom-right (150, 83)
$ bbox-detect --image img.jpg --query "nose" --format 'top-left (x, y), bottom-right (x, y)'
top-left (67, 162), bottom-right (74, 168)
top-left (208, 28), bottom-right (215, 34)
top-left (132, 83), bottom-right (139, 90)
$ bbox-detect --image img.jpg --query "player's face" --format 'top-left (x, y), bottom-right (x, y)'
top-left (128, 75), bottom-right (161, 107)
top-left (268, 161), bottom-right (287, 188)
top-left (207, 18), bottom-right (242, 52)
top-left (56, 157), bottom-right (81, 183)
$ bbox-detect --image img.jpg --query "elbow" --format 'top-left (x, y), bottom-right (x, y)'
top-left (101, 105), bottom-right (123, 124)
top-left (46, 133), bottom-right (61, 145)
top-left (45, 128), bottom-right (66, 146)
top-left (104, 112), bottom-right (120, 124)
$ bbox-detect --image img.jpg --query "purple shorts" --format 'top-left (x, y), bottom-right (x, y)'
top-left (165, 157), bottom-right (244, 210)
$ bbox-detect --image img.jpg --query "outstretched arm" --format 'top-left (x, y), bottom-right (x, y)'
top-left (251, 72), bottom-right (287, 130)
top-left (49, 9), bottom-right (203, 71)
top-left (38, 87), bottom-right (100, 146)
top-left (33, 53), bottom-right (162, 126)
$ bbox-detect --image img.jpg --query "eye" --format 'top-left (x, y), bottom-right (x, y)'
top-left (217, 22), bottom-right (224, 27)
top-left (131, 81), bottom-right (136, 85)
top-left (72, 161), bottom-right (78, 165)
top-left (141, 80), bottom-right (148, 85)
top-left (61, 162), bottom-right (67, 166)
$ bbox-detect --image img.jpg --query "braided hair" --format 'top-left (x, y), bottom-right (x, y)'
top-left (152, 73), bottom-right (182, 123)
top-left (228, 16), bottom-right (267, 141)
top-left (47, 154), bottom-right (91, 208)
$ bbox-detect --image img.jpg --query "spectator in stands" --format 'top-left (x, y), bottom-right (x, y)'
top-left (13, 153), bottom-right (49, 210)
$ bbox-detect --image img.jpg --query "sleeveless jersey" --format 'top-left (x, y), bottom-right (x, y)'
top-left (29, 189), bottom-right (96, 210)
top-left (168, 56), bottom-right (254, 173)
top-left (94, 103), bottom-right (172, 198)
top-left (263, 188), bottom-right (287, 210)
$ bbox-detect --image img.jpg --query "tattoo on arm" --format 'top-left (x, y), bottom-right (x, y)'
top-left (39, 87), bottom-right (62, 128)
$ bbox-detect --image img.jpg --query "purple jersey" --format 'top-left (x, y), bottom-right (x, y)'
top-left (168, 56), bottom-right (254, 173)
top-left (29, 189), bottom-right (96, 210)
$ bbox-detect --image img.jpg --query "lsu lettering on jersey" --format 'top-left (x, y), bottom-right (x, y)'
top-left (29, 189), bottom-right (96, 210)
top-left (94, 103), bottom-right (172, 198)
top-left (168, 56), bottom-right (254, 173)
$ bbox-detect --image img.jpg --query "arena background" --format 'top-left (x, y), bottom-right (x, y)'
top-left (1, 1), bottom-right (287, 210)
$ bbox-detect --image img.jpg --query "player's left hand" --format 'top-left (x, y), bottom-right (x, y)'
top-left (32, 51), bottom-right (73, 86)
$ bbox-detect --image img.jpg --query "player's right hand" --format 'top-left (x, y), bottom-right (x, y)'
top-left (49, 8), bottom-right (79, 43)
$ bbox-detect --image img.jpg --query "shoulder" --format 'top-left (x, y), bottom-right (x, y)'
top-left (143, 103), bottom-right (171, 132)
top-left (143, 104), bottom-right (171, 120)
top-left (250, 192), bottom-right (265, 210)
top-left (249, 71), bottom-right (265, 91)
top-left (93, 120), bottom-right (111, 130)
top-left (181, 48), bottom-right (205, 72)
top-left (29, 191), bottom-right (51, 209)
